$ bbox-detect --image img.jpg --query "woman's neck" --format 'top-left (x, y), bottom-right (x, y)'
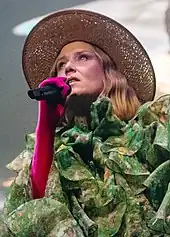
top-left (66, 94), bottom-right (94, 116)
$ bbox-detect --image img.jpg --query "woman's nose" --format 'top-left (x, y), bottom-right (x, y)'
top-left (65, 61), bottom-right (76, 76)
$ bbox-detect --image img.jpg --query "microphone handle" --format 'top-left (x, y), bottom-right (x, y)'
top-left (28, 84), bottom-right (64, 104)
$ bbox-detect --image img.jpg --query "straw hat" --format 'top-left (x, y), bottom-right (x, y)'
top-left (22, 9), bottom-right (156, 103)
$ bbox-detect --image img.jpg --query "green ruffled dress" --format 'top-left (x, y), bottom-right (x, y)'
top-left (1, 95), bottom-right (170, 236)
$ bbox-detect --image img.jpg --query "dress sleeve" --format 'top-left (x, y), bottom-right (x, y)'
top-left (0, 134), bottom-right (34, 236)
top-left (2, 133), bottom-right (35, 217)
top-left (1, 133), bottom-right (85, 236)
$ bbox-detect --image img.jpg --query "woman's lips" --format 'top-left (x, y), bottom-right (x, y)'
top-left (68, 77), bottom-right (79, 84)
top-left (69, 80), bottom-right (78, 84)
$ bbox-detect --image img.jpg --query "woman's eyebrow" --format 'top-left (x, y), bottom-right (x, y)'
top-left (75, 50), bottom-right (93, 55)
top-left (56, 55), bottom-right (66, 63)
top-left (56, 50), bottom-right (94, 63)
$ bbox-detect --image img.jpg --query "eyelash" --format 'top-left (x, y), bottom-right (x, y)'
top-left (57, 62), bottom-right (65, 70)
top-left (78, 54), bottom-right (89, 60)
top-left (57, 53), bottom-right (90, 70)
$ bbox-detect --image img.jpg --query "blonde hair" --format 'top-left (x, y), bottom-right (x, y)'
top-left (49, 44), bottom-right (140, 122)
top-left (93, 45), bottom-right (141, 121)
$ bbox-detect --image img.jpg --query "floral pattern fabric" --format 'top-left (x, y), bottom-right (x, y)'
top-left (1, 95), bottom-right (170, 236)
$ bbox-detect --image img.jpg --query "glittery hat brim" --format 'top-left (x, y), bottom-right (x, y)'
top-left (22, 9), bottom-right (156, 103)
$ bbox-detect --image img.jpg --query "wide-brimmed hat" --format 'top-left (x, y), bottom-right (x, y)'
top-left (22, 9), bottom-right (156, 103)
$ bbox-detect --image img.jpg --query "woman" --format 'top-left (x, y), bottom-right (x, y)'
top-left (1, 9), bottom-right (170, 236)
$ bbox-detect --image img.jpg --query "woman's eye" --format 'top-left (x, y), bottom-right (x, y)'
top-left (58, 62), bottom-right (65, 70)
top-left (79, 54), bottom-right (89, 61)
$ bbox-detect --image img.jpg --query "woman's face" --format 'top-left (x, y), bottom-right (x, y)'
top-left (56, 41), bottom-right (105, 99)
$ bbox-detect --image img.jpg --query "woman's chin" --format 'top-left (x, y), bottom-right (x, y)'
top-left (68, 89), bottom-right (84, 98)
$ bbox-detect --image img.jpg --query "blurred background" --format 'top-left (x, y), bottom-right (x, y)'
top-left (0, 0), bottom-right (170, 209)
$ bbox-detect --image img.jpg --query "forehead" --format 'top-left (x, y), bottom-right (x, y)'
top-left (58, 41), bottom-right (95, 58)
